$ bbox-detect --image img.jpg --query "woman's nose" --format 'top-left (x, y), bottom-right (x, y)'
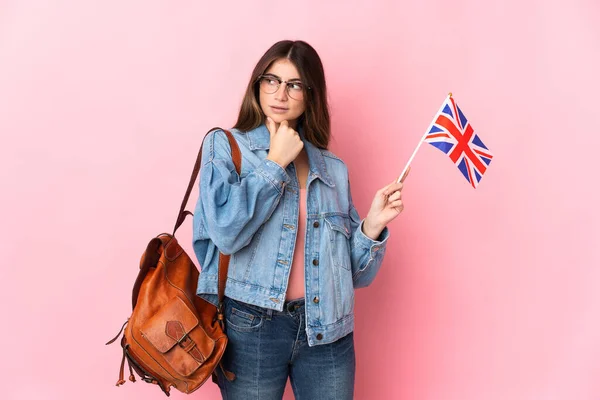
top-left (274, 84), bottom-right (288, 101)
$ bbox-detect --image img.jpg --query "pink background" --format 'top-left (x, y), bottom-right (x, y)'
top-left (2, 1), bottom-right (599, 399)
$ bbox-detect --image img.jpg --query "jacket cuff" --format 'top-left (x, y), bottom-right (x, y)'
top-left (354, 219), bottom-right (390, 256)
top-left (256, 159), bottom-right (291, 193)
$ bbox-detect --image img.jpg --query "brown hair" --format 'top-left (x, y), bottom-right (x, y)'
top-left (233, 40), bottom-right (331, 149)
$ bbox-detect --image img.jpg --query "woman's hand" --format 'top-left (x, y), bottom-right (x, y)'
top-left (265, 117), bottom-right (304, 169)
top-left (362, 168), bottom-right (410, 240)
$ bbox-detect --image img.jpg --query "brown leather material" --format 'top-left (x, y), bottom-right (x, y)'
top-left (107, 128), bottom-right (240, 396)
top-left (219, 363), bottom-right (236, 381)
top-left (218, 253), bottom-right (231, 306)
top-left (165, 321), bottom-right (187, 343)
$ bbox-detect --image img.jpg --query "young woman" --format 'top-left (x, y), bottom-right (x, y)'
top-left (192, 40), bottom-right (406, 400)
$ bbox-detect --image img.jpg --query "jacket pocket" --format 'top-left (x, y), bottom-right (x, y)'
top-left (324, 214), bottom-right (355, 318)
top-left (324, 214), bottom-right (352, 271)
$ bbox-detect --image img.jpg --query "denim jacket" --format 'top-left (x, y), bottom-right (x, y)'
top-left (192, 124), bottom-right (390, 346)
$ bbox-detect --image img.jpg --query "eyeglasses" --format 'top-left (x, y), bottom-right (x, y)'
top-left (257, 74), bottom-right (310, 100)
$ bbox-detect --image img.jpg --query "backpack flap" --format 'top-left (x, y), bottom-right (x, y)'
top-left (141, 296), bottom-right (216, 377)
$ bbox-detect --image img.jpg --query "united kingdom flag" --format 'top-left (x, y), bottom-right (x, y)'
top-left (425, 95), bottom-right (493, 188)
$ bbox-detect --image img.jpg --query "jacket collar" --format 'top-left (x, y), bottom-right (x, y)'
top-left (245, 124), bottom-right (335, 187)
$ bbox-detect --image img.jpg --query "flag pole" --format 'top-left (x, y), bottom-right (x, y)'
top-left (396, 93), bottom-right (453, 183)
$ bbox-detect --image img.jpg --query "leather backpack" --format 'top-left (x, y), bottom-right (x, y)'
top-left (106, 128), bottom-right (240, 396)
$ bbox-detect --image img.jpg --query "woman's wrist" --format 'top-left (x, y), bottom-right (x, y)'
top-left (266, 155), bottom-right (287, 169)
top-left (362, 216), bottom-right (384, 241)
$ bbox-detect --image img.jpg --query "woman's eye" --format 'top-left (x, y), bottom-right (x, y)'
top-left (290, 83), bottom-right (302, 91)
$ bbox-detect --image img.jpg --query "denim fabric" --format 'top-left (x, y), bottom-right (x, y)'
top-left (215, 296), bottom-right (355, 400)
top-left (192, 124), bottom-right (390, 346)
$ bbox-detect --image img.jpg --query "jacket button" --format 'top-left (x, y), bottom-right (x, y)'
top-left (316, 333), bottom-right (323, 340)
top-left (312, 259), bottom-right (319, 266)
top-left (313, 296), bottom-right (319, 304)
top-left (313, 221), bottom-right (320, 228)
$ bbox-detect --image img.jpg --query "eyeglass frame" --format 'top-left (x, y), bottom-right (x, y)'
top-left (255, 74), bottom-right (311, 99)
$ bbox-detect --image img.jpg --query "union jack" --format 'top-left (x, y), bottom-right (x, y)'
top-left (424, 95), bottom-right (493, 188)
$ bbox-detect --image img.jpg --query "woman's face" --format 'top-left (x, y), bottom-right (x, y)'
top-left (259, 58), bottom-right (307, 129)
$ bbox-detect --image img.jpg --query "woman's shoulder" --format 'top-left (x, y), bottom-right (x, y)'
top-left (319, 148), bottom-right (345, 165)
top-left (203, 127), bottom-right (251, 151)
top-left (317, 148), bottom-right (350, 183)
top-left (204, 127), bottom-right (243, 140)
top-left (201, 127), bottom-right (245, 162)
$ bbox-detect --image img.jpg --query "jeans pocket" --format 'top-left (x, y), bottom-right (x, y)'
top-left (224, 298), bottom-right (265, 333)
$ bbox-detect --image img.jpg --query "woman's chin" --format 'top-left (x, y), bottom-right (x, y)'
top-left (267, 114), bottom-right (298, 125)
top-left (268, 114), bottom-right (285, 122)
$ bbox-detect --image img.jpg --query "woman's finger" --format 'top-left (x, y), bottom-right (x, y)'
top-left (387, 191), bottom-right (401, 201)
top-left (388, 200), bottom-right (404, 209)
top-left (383, 182), bottom-right (403, 196)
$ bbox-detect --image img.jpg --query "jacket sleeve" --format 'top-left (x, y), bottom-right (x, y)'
top-left (192, 129), bottom-right (290, 255)
top-left (347, 179), bottom-right (390, 288)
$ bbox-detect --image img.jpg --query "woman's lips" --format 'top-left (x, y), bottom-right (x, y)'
top-left (270, 106), bottom-right (289, 114)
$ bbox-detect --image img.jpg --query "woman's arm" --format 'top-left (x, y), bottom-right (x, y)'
top-left (347, 180), bottom-right (391, 288)
top-left (349, 176), bottom-right (406, 288)
top-left (193, 129), bottom-right (290, 255)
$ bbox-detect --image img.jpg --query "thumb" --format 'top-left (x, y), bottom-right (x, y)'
top-left (266, 116), bottom-right (277, 138)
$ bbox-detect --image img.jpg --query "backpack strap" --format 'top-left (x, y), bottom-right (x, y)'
top-left (172, 128), bottom-right (241, 235)
top-left (172, 127), bottom-right (242, 308)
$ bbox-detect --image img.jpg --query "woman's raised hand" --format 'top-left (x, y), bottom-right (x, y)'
top-left (362, 168), bottom-right (410, 240)
top-left (265, 117), bottom-right (304, 169)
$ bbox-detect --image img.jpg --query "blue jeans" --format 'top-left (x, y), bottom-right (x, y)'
top-left (215, 296), bottom-right (356, 399)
